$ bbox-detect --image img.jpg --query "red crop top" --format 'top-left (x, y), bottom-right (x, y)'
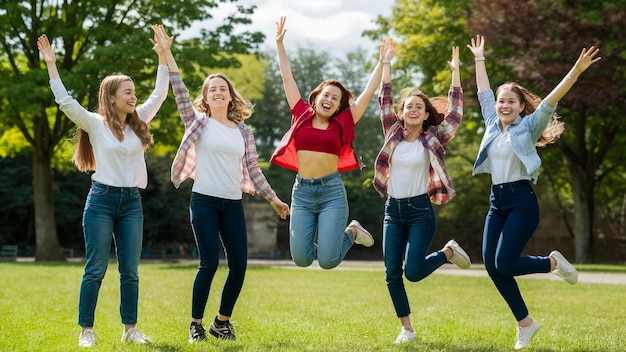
top-left (271, 99), bottom-right (361, 172)
top-left (293, 118), bottom-right (342, 156)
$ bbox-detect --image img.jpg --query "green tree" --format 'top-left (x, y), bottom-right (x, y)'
top-left (466, 0), bottom-right (626, 262)
top-left (0, 0), bottom-right (264, 261)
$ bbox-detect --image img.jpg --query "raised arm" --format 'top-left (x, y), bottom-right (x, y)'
top-left (467, 35), bottom-right (490, 92)
top-left (275, 16), bottom-right (301, 109)
top-left (37, 34), bottom-right (60, 80)
top-left (380, 38), bottom-right (396, 84)
top-left (448, 46), bottom-right (461, 88)
top-left (351, 38), bottom-right (396, 123)
top-left (543, 46), bottom-right (601, 106)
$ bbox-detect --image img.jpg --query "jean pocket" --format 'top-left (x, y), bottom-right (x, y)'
top-left (89, 183), bottom-right (107, 196)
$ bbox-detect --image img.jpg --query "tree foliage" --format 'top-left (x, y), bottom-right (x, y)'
top-left (0, 0), bottom-right (264, 260)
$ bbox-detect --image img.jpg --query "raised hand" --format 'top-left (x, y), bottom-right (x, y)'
top-left (447, 46), bottom-right (460, 71)
top-left (276, 16), bottom-right (287, 44)
top-left (150, 24), bottom-right (173, 54)
top-left (380, 38), bottom-right (396, 62)
top-left (572, 46), bottom-right (601, 74)
top-left (37, 34), bottom-right (56, 64)
top-left (467, 34), bottom-right (485, 58)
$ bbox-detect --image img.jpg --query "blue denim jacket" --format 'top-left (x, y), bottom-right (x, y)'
top-left (472, 90), bottom-right (558, 184)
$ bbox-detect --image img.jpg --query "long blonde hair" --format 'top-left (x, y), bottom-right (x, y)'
top-left (192, 73), bottom-right (253, 122)
top-left (72, 74), bottom-right (154, 172)
top-left (495, 82), bottom-right (565, 147)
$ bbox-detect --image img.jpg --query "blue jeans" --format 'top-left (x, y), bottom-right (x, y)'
top-left (78, 182), bottom-right (143, 327)
top-left (383, 194), bottom-right (446, 318)
top-left (482, 180), bottom-right (551, 321)
top-left (189, 193), bottom-right (247, 319)
top-left (289, 172), bottom-right (354, 269)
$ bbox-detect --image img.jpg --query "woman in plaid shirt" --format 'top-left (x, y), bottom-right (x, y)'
top-left (153, 26), bottom-right (289, 342)
top-left (373, 45), bottom-right (471, 344)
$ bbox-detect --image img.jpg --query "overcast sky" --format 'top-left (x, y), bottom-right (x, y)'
top-left (179, 0), bottom-right (393, 55)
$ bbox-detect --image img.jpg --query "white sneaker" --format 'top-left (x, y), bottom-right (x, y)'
top-left (394, 327), bottom-right (417, 344)
top-left (550, 250), bottom-right (578, 284)
top-left (347, 220), bottom-right (374, 247)
top-left (78, 329), bottom-right (96, 347)
top-left (514, 319), bottom-right (540, 350)
top-left (444, 240), bottom-right (471, 269)
top-left (121, 327), bottom-right (153, 344)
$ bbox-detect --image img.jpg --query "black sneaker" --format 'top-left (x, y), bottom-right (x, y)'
top-left (209, 319), bottom-right (236, 340)
top-left (188, 322), bottom-right (207, 343)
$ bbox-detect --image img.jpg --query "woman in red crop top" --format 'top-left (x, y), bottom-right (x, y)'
top-left (270, 16), bottom-right (394, 269)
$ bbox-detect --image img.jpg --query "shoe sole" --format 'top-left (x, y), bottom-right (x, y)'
top-left (446, 240), bottom-right (471, 269)
top-left (349, 220), bottom-right (374, 247)
top-left (550, 250), bottom-right (578, 284)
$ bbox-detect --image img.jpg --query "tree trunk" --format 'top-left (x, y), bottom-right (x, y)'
top-left (569, 169), bottom-right (594, 263)
top-left (32, 145), bottom-right (65, 262)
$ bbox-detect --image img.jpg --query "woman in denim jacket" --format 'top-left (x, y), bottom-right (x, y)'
top-left (467, 35), bottom-right (601, 350)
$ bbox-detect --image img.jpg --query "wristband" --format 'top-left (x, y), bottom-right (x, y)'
top-left (566, 75), bottom-right (577, 83)
top-left (380, 59), bottom-right (391, 64)
top-left (474, 57), bottom-right (486, 61)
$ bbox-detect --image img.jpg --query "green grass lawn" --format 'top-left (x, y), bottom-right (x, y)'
top-left (0, 261), bottom-right (624, 351)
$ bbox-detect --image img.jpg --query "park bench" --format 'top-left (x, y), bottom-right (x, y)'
top-left (1, 245), bottom-right (18, 262)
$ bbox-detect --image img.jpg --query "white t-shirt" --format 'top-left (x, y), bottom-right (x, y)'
top-left (49, 65), bottom-right (169, 188)
top-left (487, 131), bottom-right (531, 185)
top-left (192, 118), bottom-right (245, 200)
top-left (388, 140), bottom-right (430, 199)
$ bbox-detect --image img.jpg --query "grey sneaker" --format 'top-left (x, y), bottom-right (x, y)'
top-left (514, 319), bottom-right (540, 350)
top-left (394, 327), bottom-right (417, 344)
top-left (121, 327), bottom-right (152, 344)
top-left (550, 250), bottom-right (578, 284)
top-left (347, 220), bottom-right (374, 247)
top-left (189, 321), bottom-right (207, 343)
top-left (444, 240), bottom-right (471, 269)
top-left (209, 319), bottom-right (236, 340)
top-left (78, 329), bottom-right (96, 347)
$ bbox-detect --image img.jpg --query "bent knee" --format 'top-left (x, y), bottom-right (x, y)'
top-left (318, 259), bottom-right (340, 270)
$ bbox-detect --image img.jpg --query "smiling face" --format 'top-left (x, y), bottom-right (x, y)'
top-left (205, 76), bottom-right (233, 112)
top-left (110, 80), bottom-right (136, 120)
top-left (314, 85), bottom-right (343, 118)
top-left (400, 95), bottom-right (430, 129)
top-left (495, 87), bottom-right (524, 128)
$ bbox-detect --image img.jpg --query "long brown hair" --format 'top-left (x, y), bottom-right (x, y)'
top-left (495, 82), bottom-right (564, 147)
top-left (192, 73), bottom-right (253, 122)
top-left (308, 79), bottom-right (354, 117)
top-left (72, 74), bottom-right (154, 172)
top-left (396, 90), bottom-right (445, 130)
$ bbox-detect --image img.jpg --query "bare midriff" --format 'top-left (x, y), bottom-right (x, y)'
top-left (296, 150), bottom-right (339, 179)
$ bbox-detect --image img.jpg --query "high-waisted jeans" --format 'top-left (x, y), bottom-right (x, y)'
top-left (383, 194), bottom-right (447, 318)
top-left (289, 172), bottom-right (355, 269)
top-left (189, 192), bottom-right (247, 319)
top-left (78, 182), bottom-right (143, 327)
top-left (482, 180), bottom-right (551, 321)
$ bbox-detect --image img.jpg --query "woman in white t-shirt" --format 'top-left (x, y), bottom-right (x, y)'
top-left (152, 26), bottom-right (289, 343)
top-left (38, 27), bottom-right (169, 347)
top-left (374, 44), bottom-right (471, 345)
top-left (467, 35), bottom-right (600, 350)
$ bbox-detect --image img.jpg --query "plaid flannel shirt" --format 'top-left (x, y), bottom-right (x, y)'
top-left (169, 72), bottom-right (277, 201)
top-left (373, 82), bottom-right (462, 205)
